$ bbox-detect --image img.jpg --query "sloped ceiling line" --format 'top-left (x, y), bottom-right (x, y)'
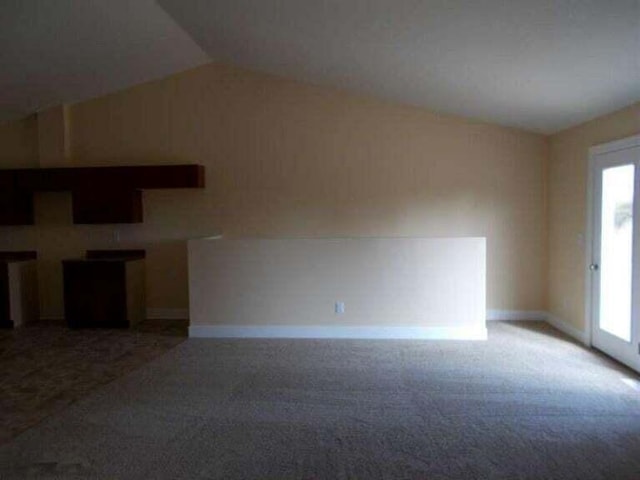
top-left (1, 0), bottom-right (638, 134)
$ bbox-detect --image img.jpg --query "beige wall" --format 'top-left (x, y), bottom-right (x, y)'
top-left (0, 116), bottom-right (38, 168)
top-left (0, 62), bottom-right (548, 318)
top-left (37, 105), bottom-right (71, 167)
top-left (548, 102), bottom-right (640, 331)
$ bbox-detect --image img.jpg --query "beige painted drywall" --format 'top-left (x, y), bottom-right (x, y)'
top-left (548, 102), bottom-right (640, 332)
top-left (189, 237), bottom-right (486, 335)
top-left (0, 116), bottom-right (38, 168)
top-left (37, 105), bottom-right (71, 167)
top-left (0, 62), bottom-right (548, 318)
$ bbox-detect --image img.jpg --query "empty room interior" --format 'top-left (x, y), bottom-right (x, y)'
top-left (1, 0), bottom-right (640, 478)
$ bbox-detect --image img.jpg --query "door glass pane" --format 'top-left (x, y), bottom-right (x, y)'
top-left (599, 164), bottom-right (634, 341)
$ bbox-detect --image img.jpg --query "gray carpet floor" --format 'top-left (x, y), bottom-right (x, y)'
top-left (2, 321), bottom-right (640, 479)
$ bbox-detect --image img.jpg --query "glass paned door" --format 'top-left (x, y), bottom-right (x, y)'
top-left (590, 139), bottom-right (640, 372)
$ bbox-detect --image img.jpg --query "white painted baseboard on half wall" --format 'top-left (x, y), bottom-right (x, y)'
top-left (187, 310), bottom-right (558, 340)
top-left (189, 324), bottom-right (488, 340)
top-left (187, 310), bottom-right (549, 340)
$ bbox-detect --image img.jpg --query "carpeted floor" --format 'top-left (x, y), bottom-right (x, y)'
top-left (1, 321), bottom-right (640, 479)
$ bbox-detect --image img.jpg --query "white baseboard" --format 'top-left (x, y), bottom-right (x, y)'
top-left (486, 310), bottom-right (548, 321)
top-left (546, 314), bottom-right (589, 345)
top-left (189, 325), bottom-right (488, 340)
top-left (146, 308), bottom-right (189, 320)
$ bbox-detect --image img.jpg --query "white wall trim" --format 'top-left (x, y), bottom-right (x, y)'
top-left (588, 133), bottom-right (640, 156)
top-left (486, 310), bottom-right (548, 321)
top-left (146, 308), bottom-right (189, 320)
top-left (585, 143), bottom-right (597, 348)
top-left (189, 324), bottom-right (488, 340)
top-left (546, 314), bottom-right (589, 346)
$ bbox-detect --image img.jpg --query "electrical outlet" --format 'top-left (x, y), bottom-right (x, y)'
top-left (335, 302), bottom-right (345, 314)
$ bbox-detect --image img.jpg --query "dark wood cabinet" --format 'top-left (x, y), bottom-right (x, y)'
top-left (0, 164), bottom-right (204, 225)
top-left (63, 251), bottom-right (145, 328)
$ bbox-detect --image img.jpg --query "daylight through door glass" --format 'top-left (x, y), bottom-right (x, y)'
top-left (599, 164), bottom-right (634, 341)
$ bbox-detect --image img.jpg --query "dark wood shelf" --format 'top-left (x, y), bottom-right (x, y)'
top-left (0, 251), bottom-right (37, 261)
top-left (0, 164), bottom-right (204, 225)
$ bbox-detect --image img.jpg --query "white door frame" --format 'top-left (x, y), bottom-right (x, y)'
top-left (585, 134), bottom-right (640, 362)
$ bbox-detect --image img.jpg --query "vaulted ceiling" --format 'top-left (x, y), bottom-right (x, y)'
top-left (0, 0), bottom-right (209, 122)
top-left (1, 0), bottom-right (638, 133)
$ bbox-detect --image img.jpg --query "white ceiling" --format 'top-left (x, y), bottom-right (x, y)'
top-left (157, 0), bottom-right (640, 133)
top-left (1, 1), bottom-right (638, 133)
top-left (0, 0), bottom-right (209, 122)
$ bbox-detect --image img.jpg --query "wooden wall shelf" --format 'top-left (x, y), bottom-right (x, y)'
top-left (0, 165), bottom-right (204, 225)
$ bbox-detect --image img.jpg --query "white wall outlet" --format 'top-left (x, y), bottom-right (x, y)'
top-left (335, 302), bottom-right (345, 314)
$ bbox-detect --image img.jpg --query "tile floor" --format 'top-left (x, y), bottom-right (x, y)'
top-left (0, 319), bottom-right (186, 444)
